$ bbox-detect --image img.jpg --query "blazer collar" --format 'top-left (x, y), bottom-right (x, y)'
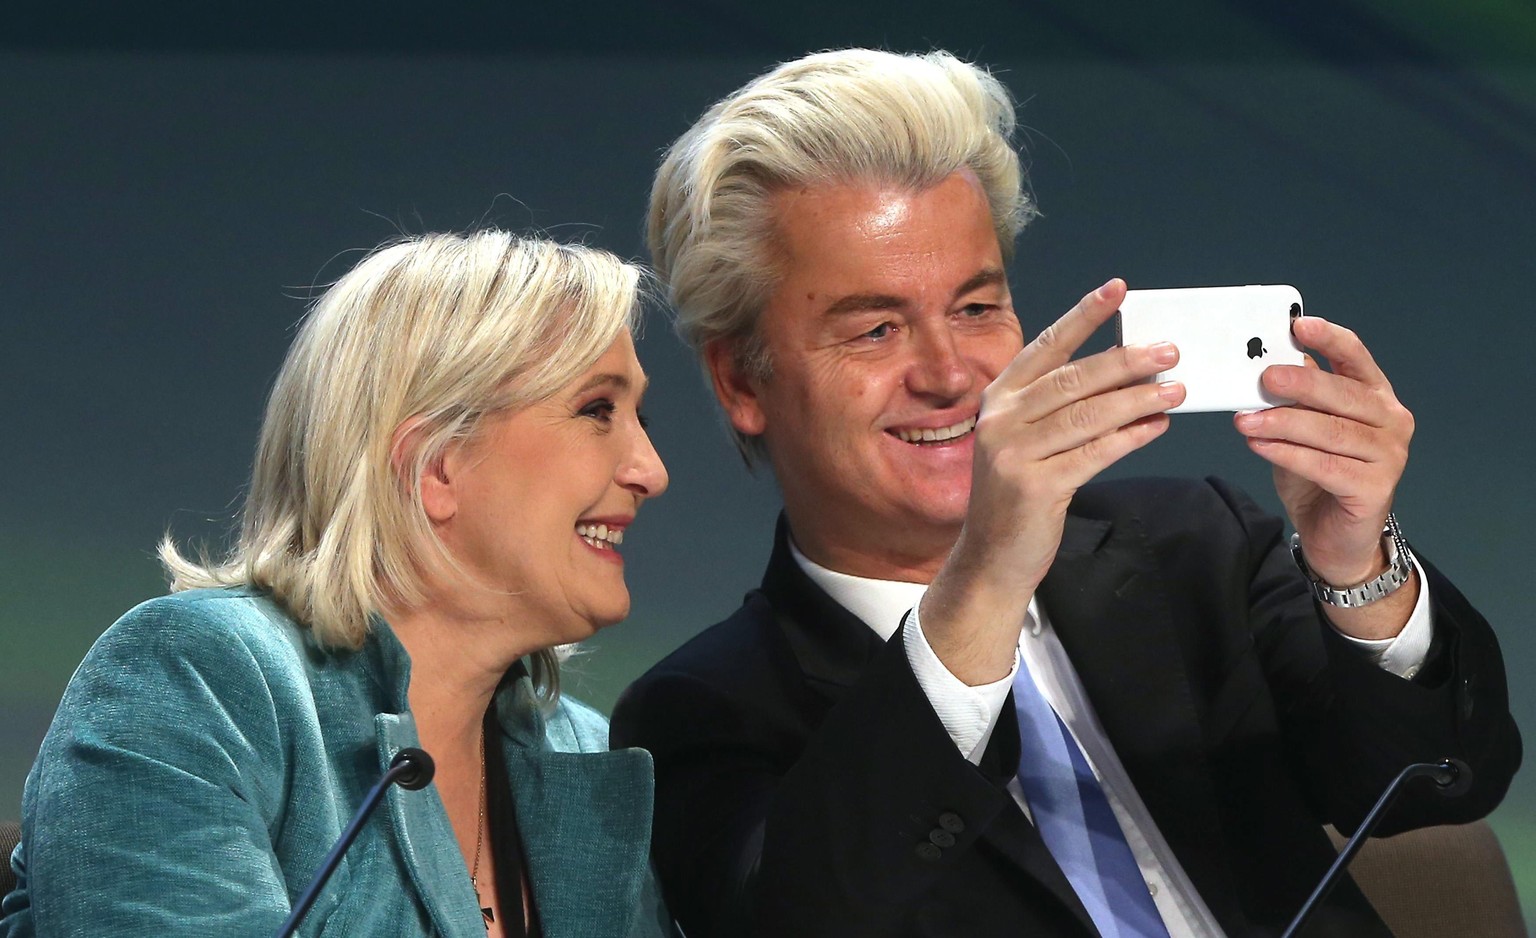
top-left (495, 671), bottom-right (656, 938)
top-left (374, 670), bottom-right (654, 938)
top-left (375, 712), bottom-right (488, 938)
top-left (758, 514), bottom-right (890, 696)
top-left (757, 511), bottom-right (1117, 696)
top-left (502, 744), bottom-right (654, 937)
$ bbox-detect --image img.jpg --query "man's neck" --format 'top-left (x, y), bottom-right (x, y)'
top-left (784, 508), bottom-right (957, 584)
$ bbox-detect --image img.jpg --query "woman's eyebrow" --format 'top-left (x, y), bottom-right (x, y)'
top-left (572, 372), bottom-right (649, 395)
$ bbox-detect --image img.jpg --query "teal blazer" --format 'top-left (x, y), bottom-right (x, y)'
top-left (0, 588), bottom-right (674, 937)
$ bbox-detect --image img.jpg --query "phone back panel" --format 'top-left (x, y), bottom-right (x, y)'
top-left (1116, 284), bottom-right (1306, 412)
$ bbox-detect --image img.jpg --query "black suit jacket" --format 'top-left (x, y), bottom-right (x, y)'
top-left (611, 478), bottom-right (1520, 937)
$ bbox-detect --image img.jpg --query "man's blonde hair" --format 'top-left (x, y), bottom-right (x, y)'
top-left (647, 48), bottom-right (1037, 464)
top-left (161, 231), bottom-right (642, 699)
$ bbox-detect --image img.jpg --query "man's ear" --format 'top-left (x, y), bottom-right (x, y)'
top-left (390, 416), bottom-right (456, 524)
top-left (705, 339), bottom-right (767, 438)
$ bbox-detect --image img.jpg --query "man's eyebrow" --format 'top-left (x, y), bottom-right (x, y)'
top-left (953, 267), bottom-right (1008, 299)
top-left (820, 268), bottom-right (1008, 318)
top-left (822, 293), bottom-right (906, 317)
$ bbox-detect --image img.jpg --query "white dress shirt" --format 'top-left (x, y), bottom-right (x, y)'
top-left (790, 540), bottom-right (1434, 938)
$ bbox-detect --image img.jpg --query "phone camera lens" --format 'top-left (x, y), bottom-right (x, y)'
top-left (1289, 302), bottom-right (1301, 318)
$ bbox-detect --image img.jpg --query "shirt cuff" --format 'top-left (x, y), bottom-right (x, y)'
top-left (902, 603), bottom-right (1018, 764)
top-left (1331, 556), bottom-right (1434, 679)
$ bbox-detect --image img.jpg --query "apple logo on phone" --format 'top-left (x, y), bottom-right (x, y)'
top-left (1246, 337), bottom-right (1267, 359)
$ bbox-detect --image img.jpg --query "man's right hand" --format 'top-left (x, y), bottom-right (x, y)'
top-left (918, 278), bottom-right (1185, 685)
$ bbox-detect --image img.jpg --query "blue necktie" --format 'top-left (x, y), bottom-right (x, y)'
top-left (1012, 663), bottom-right (1170, 937)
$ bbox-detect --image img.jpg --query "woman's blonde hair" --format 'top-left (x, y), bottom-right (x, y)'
top-left (647, 48), bottom-right (1037, 464)
top-left (161, 231), bottom-right (642, 699)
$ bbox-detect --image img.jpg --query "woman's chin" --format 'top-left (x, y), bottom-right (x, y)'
top-left (566, 597), bottom-right (631, 641)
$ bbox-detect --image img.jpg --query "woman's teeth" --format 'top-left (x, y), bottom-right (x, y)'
top-left (577, 523), bottom-right (624, 550)
top-left (892, 416), bottom-right (977, 444)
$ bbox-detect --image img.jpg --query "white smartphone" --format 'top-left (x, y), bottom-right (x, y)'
top-left (1115, 284), bottom-right (1306, 413)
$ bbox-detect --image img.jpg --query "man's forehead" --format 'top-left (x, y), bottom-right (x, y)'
top-left (769, 178), bottom-right (916, 221)
top-left (762, 175), bottom-right (1004, 313)
top-left (769, 171), bottom-right (993, 242)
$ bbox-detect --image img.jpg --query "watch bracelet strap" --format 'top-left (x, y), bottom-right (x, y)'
top-left (1290, 513), bottom-right (1414, 609)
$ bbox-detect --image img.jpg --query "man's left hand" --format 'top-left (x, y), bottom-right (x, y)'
top-left (1233, 315), bottom-right (1417, 637)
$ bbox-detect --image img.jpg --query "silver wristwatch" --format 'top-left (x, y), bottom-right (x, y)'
top-left (1290, 513), bottom-right (1414, 608)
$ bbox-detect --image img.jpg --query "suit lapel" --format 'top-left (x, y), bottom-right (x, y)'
top-left (1039, 511), bottom-right (1243, 927)
top-left (759, 516), bottom-right (889, 697)
top-left (760, 515), bottom-right (1101, 936)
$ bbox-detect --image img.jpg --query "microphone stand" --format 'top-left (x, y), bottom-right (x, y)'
top-left (1281, 758), bottom-right (1470, 938)
top-left (273, 747), bottom-right (436, 938)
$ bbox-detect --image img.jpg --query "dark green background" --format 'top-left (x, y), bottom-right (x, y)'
top-left (3, 1), bottom-right (1532, 926)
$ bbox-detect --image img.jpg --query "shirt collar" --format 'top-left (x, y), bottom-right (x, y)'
top-left (789, 538), bottom-right (928, 642)
top-left (789, 537), bottom-right (1047, 641)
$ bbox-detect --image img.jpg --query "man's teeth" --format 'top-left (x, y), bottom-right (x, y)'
top-left (892, 416), bottom-right (977, 444)
top-left (576, 523), bottom-right (624, 550)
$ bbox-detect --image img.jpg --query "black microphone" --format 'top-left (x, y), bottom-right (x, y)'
top-left (1281, 758), bottom-right (1472, 938)
top-left (272, 747), bottom-right (436, 938)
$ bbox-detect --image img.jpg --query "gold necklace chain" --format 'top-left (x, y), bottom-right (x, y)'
top-left (469, 725), bottom-right (492, 926)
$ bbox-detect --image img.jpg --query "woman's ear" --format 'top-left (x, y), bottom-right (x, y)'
top-left (705, 339), bottom-right (767, 437)
top-left (390, 416), bottom-right (456, 524)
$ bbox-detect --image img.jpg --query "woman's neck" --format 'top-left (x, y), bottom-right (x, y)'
top-left (384, 602), bottom-right (518, 932)
top-left (388, 601), bottom-right (526, 740)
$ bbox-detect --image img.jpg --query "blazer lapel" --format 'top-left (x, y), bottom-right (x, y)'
top-left (375, 713), bottom-right (488, 938)
top-left (760, 514), bottom-right (1100, 936)
top-left (497, 693), bottom-right (654, 938)
top-left (1038, 511), bottom-right (1243, 927)
top-left (759, 515), bottom-right (889, 698)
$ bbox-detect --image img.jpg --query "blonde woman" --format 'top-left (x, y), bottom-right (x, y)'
top-left (2, 232), bottom-right (675, 937)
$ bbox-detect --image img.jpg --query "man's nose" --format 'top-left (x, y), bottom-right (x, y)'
top-left (906, 323), bottom-right (973, 400)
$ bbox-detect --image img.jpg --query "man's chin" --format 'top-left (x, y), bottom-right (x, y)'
top-left (881, 495), bottom-right (970, 542)
top-left (887, 478), bottom-right (973, 529)
top-left (910, 506), bottom-right (970, 536)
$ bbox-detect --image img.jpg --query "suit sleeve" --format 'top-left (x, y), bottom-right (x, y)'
top-left (1211, 477), bottom-right (1521, 835)
top-left (611, 617), bottom-right (1019, 938)
top-left (4, 598), bottom-right (295, 936)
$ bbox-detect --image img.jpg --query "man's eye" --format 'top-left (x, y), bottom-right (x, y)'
top-left (960, 303), bottom-right (994, 318)
top-left (861, 322), bottom-right (894, 340)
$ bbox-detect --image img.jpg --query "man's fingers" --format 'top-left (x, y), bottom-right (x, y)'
top-left (1260, 366), bottom-right (1403, 429)
top-left (1012, 341), bottom-right (1178, 423)
top-left (1244, 437), bottom-right (1382, 501)
top-left (1291, 316), bottom-right (1390, 387)
top-left (995, 278), bottom-right (1126, 389)
top-left (1235, 407), bottom-right (1399, 464)
top-left (1045, 412), bottom-right (1172, 487)
top-left (1023, 381), bottom-right (1184, 458)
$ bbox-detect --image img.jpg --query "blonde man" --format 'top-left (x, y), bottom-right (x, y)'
top-left (613, 50), bottom-right (1519, 937)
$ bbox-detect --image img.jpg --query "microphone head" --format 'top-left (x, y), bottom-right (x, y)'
top-left (390, 747), bottom-right (436, 791)
top-left (1432, 758), bottom-right (1473, 798)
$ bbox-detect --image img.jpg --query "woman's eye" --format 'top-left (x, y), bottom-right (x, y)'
top-left (580, 400), bottom-right (617, 422)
